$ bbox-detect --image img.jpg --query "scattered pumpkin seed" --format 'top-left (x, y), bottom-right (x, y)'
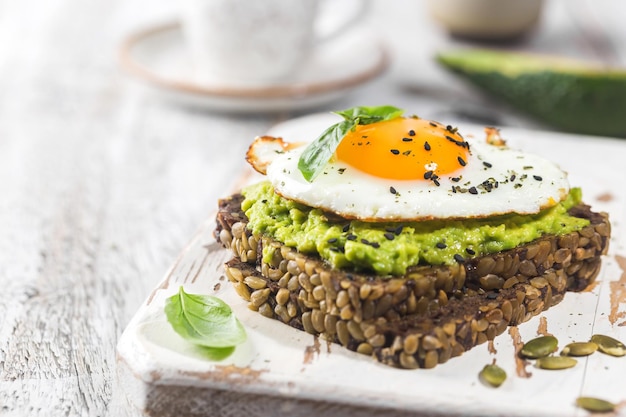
top-left (479, 364), bottom-right (507, 388)
top-left (520, 335), bottom-right (558, 359)
top-left (576, 396), bottom-right (616, 413)
top-left (590, 334), bottom-right (626, 357)
top-left (561, 342), bottom-right (598, 357)
top-left (535, 356), bottom-right (577, 370)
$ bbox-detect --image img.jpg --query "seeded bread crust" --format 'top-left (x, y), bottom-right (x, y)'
top-left (214, 193), bottom-right (610, 369)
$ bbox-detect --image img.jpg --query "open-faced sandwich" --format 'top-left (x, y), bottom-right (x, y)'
top-left (214, 106), bottom-right (610, 369)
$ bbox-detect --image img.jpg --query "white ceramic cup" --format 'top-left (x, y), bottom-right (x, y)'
top-left (180, 0), bottom-right (368, 85)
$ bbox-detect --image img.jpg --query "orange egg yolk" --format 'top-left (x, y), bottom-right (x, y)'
top-left (335, 117), bottom-right (470, 181)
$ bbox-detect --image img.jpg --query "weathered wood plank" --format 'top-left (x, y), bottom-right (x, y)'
top-left (0, 0), bottom-right (274, 415)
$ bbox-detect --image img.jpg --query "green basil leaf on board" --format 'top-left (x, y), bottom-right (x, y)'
top-left (199, 346), bottom-right (236, 361)
top-left (165, 286), bottom-right (246, 349)
top-left (298, 105), bottom-right (405, 181)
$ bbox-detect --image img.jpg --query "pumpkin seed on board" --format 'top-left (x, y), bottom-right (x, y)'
top-left (561, 342), bottom-right (598, 357)
top-left (535, 356), bottom-right (577, 370)
top-left (590, 334), bottom-right (626, 357)
top-left (479, 364), bottom-right (507, 388)
top-left (576, 396), bottom-right (616, 413)
top-left (520, 335), bottom-right (558, 359)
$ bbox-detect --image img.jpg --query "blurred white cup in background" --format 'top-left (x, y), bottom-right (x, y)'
top-left (180, 0), bottom-right (368, 85)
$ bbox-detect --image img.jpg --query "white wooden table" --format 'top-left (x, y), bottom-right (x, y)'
top-left (1, 1), bottom-right (625, 416)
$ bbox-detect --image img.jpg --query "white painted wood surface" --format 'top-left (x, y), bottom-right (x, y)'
top-left (1, 1), bottom-right (625, 416)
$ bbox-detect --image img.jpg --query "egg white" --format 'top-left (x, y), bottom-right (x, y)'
top-left (254, 137), bottom-right (569, 221)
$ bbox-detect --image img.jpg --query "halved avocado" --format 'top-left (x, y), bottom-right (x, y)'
top-left (437, 49), bottom-right (626, 138)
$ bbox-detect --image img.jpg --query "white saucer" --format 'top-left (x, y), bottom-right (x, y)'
top-left (119, 22), bottom-right (389, 113)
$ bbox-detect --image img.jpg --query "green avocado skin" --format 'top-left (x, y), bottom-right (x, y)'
top-left (438, 51), bottom-right (626, 138)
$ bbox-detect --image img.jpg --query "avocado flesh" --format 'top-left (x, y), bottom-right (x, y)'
top-left (242, 181), bottom-right (588, 277)
top-left (437, 49), bottom-right (626, 138)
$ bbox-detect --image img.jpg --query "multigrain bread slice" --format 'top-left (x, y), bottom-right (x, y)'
top-left (214, 193), bottom-right (610, 369)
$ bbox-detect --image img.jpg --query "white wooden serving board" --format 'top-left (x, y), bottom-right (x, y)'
top-left (117, 114), bottom-right (626, 417)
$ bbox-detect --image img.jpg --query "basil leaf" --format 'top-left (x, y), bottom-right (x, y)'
top-left (297, 105), bottom-right (404, 182)
top-left (334, 105), bottom-right (404, 124)
top-left (199, 346), bottom-right (236, 361)
top-left (165, 286), bottom-right (246, 348)
top-left (297, 120), bottom-right (353, 182)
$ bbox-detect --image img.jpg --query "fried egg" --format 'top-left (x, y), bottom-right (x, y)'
top-left (246, 117), bottom-right (569, 221)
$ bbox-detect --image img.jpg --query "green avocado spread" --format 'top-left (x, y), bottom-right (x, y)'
top-left (241, 181), bottom-right (589, 277)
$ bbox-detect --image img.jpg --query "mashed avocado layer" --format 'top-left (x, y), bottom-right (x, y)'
top-left (242, 181), bottom-right (589, 276)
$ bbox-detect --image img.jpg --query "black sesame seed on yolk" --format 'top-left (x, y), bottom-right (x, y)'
top-left (335, 118), bottom-right (469, 181)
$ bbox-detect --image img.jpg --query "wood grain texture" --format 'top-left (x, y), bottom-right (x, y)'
top-left (1, 0), bottom-right (626, 415)
top-left (0, 1), bottom-right (274, 415)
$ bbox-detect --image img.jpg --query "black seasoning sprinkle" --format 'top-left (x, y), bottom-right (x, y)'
top-left (402, 137), bottom-right (413, 142)
top-left (446, 125), bottom-right (453, 131)
top-left (483, 161), bottom-right (493, 168)
top-left (451, 177), bottom-right (461, 182)
top-left (424, 141), bottom-right (431, 151)
top-left (360, 238), bottom-right (380, 248)
top-left (261, 199), bottom-right (268, 203)
top-left (327, 237), bottom-right (338, 243)
top-left (402, 150), bottom-right (412, 156)
top-left (451, 186), bottom-right (457, 193)
top-left (510, 174), bottom-right (516, 182)
top-left (390, 149), bottom-right (400, 155)
top-left (533, 175), bottom-right (543, 181)
top-left (347, 234), bottom-right (357, 241)
top-left (342, 224), bottom-right (350, 233)
top-left (390, 186), bottom-right (397, 194)
top-left (458, 156), bottom-right (467, 166)
top-left (481, 179), bottom-right (497, 193)
top-left (433, 178), bottom-right (441, 187)
top-left (445, 135), bottom-right (467, 148)
top-left (384, 232), bottom-right (395, 241)
top-left (424, 170), bottom-right (433, 180)
top-left (453, 254), bottom-right (465, 263)
top-left (409, 129), bottom-right (416, 136)
top-left (469, 186), bottom-right (478, 195)
top-left (387, 225), bottom-right (404, 235)
top-left (465, 248), bottom-right (476, 255)
top-left (436, 242), bottom-right (447, 249)
top-left (338, 168), bottom-right (346, 174)
top-left (429, 122), bottom-right (437, 127)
